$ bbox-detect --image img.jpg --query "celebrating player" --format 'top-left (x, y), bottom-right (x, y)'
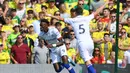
top-left (39, 19), bottom-right (75, 73)
top-left (46, 1), bottom-right (109, 73)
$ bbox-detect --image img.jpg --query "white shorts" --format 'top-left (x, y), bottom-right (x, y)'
top-left (124, 50), bottom-right (130, 64)
top-left (50, 44), bottom-right (67, 63)
top-left (78, 41), bottom-right (94, 62)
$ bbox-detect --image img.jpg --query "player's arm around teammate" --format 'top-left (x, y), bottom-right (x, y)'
top-left (45, 0), bottom-right (109, 21)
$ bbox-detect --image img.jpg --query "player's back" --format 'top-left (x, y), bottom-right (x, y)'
top-left (64, 14), bottom-right (94, 42)
top-left (72, 17), bottom-right (91, 41)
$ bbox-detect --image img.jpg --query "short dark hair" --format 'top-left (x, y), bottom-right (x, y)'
top-left (11, 9), bottom-right (16, 12)
top-left (39, 12), bottom-right (44, 15)
top-left (55, 22), bottom-right (61, 26)
top-left (41, 5), bottom-right (47, 9)
top-left (75, 7), bottom-right (83, 15)
top-left (104, 33), bottom-right (110, 37)
top-left (59, 3), bottom-right (65, 7)
top-left (110, 10), bottom-right (116, 14)
top-left (54, 11), bottom-right (60, 15)
top-left (70, 8), bottom-right (76, 12)
top-left (40, 19), bottom-right (49, 25)
top-left (103, 8), bottom-right (110, 12)
top-left (70, 30), bottom-right (74, 32)
top-left (27, 10), bottom-right (34, 14)
top-left (21, 31), bottom-right (27, 34)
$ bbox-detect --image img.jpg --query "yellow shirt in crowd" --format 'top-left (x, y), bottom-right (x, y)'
top-left (100, 42), bottom-right (113, 59)
top-left (47, 6), bottom-right (59, 15)
top-left (65, 2), bottom-right (77, 12)
top-left (30, 3), bottom-right (48, 13)
top-left (118, 38), bottom-right (130, 59)
top-left (9, 1), bottom-right (17, 9)
top-left (2, 25), bottom-right (13, 35)
top-left (76, 53), bottom-right (84, 64)
top-left (92, 31), bottom-right (105, 40)
top-left (26, 19), bottom-right (36, 26)
top-left (0, 52), bottom-right (10, 64)
top-left (0, 39), bottom-right (8, 52)
top-left (89, 19), bottom-right (98, 31)
top-left (26, 33), bottom-right (38, 41)
top-left (67, 48), bottom-right (76, 58)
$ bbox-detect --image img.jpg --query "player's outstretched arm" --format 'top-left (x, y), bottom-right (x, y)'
top-left (93, 0), bottom-right (109, 16)
top-left (45, 14), bottom-right (64, 21)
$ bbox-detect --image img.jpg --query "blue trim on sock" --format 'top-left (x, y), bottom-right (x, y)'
top-left (62, 63), bottom-right (75, 73)
top-left (55, 65), bottom-right (64, 72)
top-left (87, 64), bottom-right (96, 73)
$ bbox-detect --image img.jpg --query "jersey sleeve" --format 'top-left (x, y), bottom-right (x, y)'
top-left (38, 32), bottom-right (44, 40)
top-left (84, 13), bottom-right (94, 22)
top-left (64, 18), bottom-right (74, 25)
top-left (53, 28), bottom-right (62, 39)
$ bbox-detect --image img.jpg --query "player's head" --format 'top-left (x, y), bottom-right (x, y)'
top-left (75, 7), bottom-right (83, 16)
top-left (40, 19), bottom-right (50, 32)
top-left (70, 8), bottom-right (76, 18)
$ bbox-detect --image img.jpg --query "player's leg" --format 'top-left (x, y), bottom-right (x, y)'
top-left (85, 60), bottom-right (96, 73)
top-left (60, 45), bottom-right (75, 73)
top-left (78, 42), bottom-right (96, 73)
top-left (86, 43), bottom-right (96, 73)
top-left (61, 55), bottom-right (75, 73)
top-left (53, 62), bottom-right (64, 73)
top-left (51, 52), bottom-right (64, 73)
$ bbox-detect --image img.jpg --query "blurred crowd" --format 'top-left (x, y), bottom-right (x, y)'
top-left (0, 0), bottom-right (130, 66)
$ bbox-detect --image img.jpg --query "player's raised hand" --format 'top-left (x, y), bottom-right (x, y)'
top-left (45, 13), bottom-right (64, 21)
top-left (94, 0), bottom-right (109, 16)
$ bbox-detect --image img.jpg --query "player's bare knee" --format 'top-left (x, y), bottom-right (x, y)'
top-left (62, 55), bottom-right (68, 63)
top-left (85, 60), bottom-right (92, 66)
top-left (53, 63), bottom-right (60, 70)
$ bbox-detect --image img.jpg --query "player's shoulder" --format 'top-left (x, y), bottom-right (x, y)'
top-left (39, 31), bottom-right (45, 37)
top-left (49, 26), bottom-right (56, 29)
top-left (73, 15), bottom-right (86, 21)
top-left (49, 26), bottom-right (58, 32)
top-left (32, 20), bottom-right (40, 24)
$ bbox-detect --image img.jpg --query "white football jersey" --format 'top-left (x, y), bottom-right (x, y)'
top-left (39, 27), bottom-right (61, 45)
top-left (64, 14), bottom-right (94, 43)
